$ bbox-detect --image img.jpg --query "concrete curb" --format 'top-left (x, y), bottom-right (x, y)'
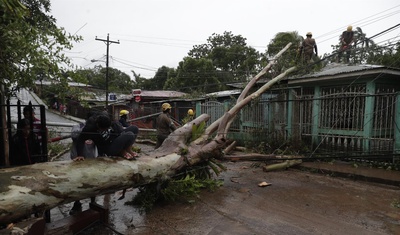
top-left (295, 161), bottom-right (400, 188)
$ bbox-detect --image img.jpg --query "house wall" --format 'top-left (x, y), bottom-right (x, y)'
top-left (199, 79), bottom-right (400, 162)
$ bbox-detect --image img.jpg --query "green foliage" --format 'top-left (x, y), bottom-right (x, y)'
top-left (162, 175), bottom-right (206, 202)
top-left (163, 31), bottom-right (263, 93)
top-left (131, 146), bottom-right (141, 153)
top-left (73, 66), bottom-right (134, 93)
top-left (189, 31), bottom-right (262, 80)
top-left (131, 66), bottom-right (176, 90)
top-left (246, 136), bottom-right (310, 156)
top-left (181, 114), bottom-right (193, 125)
top-left (325, 26), bottom-right (400, 68)
top-left (164, 57), bottom-right (222, 93)
top-left (0, 0), bottom-right (81, 97)
top-left (126, 182), bottom-right (160, 213)
top-left (47, 130), bottom-right (69, 158)
top-left (1, 0), bottom-right (27, 18)
top-left (391, 199), bottom-right (400, 209)
top-left (190, 121), bottom-right (206, 143)
top-left (366, 41), bottom-right (400, 68)
top-left (207, 158), bottom-right (227, 175)
top-left (179, 148), bottom-right (188, 155)
top-left (48, 142), bottom-right (68, 158)
top-left (128, 161), bottom-right (224, 213)
top-left (266, 31), bottom-right (303, 77)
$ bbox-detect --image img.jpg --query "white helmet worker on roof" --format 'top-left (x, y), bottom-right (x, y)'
top-left (120, 110), bottom-right (129, 116)
top-left (162, 103), bottom-right (172, 111)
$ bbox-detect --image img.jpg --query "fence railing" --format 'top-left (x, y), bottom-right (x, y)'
top-left (199, 88), bottom-right (399, 162)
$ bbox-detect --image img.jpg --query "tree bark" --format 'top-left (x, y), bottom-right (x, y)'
top-left (262, 160), bottom-right (303, 172)
top-left (222, 154), bottom-right (304, 161)
top-left (224, 141), bottom-right (237, 155)
top-left (0, 115), bottom-right (211, 225)
top-left (0, 44), bottom-right (296, 225)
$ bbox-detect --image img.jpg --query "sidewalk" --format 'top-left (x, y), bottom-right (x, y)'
top-left (297, 161), bottom-right (400, 187)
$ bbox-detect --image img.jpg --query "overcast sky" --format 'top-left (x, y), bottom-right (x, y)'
top-left (51, 0), bottom-right (400, 79)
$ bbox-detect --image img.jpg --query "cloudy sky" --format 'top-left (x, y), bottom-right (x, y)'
top-left (51, 0), bottom-right (400, 79)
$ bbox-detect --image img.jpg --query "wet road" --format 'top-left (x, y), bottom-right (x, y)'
top-left (55, 145), bottom-right (400, 235)
top-left (12, 91), bottom-right (400, 235)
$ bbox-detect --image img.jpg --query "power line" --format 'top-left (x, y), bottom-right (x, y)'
top-left (316, 4), bottom-right (400, 40)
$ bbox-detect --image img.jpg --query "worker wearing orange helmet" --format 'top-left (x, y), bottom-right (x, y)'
top-left (155, 103), bottom-right (176, 149)
top-left (338, 26), bottom-right (354, 63)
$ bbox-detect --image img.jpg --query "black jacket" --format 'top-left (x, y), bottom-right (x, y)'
top-left (10, 133), bottom-right (40, 165)
top-left (76, 115), bottom-right (123, 156)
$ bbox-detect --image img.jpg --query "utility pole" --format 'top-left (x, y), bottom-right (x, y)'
top-left (95, 33), bottom-right (119, 110)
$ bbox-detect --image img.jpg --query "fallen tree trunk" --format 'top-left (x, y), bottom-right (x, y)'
top-left (0, 115), bottom-right (214, 225)
top-left (263, 160), bottom-right (303, 172)
top-left (0, 43), bottom-right (296, 225)
top-left (0, 156), bottom-right (179, 224)
top-left (223, 141), bottom-right (237, 155)
top-left (222, 154), bottom-right (304, 161)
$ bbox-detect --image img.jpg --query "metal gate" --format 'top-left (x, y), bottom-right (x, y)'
top-left (200, 101), bottom-right (225, 126)
top-left (1, 100), bottom-right (48, 167)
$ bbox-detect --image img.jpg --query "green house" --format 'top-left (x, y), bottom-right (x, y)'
top-left (200, 64), bottom-right (400, 162)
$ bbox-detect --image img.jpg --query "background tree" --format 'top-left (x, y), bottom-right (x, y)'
top-left (266, 31), bottom-right (303, 77)
top-left (0, 0), bottom-right (81, 98)
top-left (135, 32), bottom-right (262, 94)
top-left (149, 66), bottom-right (172, 90)
top-left (73, 66), bottom-right (134, 93)
top-left (366, 41), bottom-right (400, 68)
top-left (185, 31), bottom-right (262, 87)
top-left (172, 32), bottom-right (261, 92)
top-left (164, 57), bottom-right (223, 93)
top-left (132, 66), bottom-right (175, 90)
top-left (351, 27), bottom-right (377, 64)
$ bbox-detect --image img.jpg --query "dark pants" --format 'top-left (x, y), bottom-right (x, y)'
top-left (155, 134), bottom-right (168, 149)
top-left (105, 126), bottom-right (138, 156)
top-left (338, 45), bottom-right (351, 63)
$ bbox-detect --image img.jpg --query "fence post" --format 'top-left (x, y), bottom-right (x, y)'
top-left (286, 89), bottom-right (294, 138)
top-left (394, 93), bottom-right (400, 163)
top-left (363, 81), bottom-right (375, 154)
top-left (311, 86), bottom-right (321, 149)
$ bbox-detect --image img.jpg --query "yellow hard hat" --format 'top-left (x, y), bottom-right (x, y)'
top-left (162, 103), bottom-right (172, 111)
top-left (120, 110), bottom-right (129, 116)
top-left (306, 32), bottom-right (312, 36)
top-left (188, 109), bottom-right (194, 116)
top-left (347, 26), bottom-right (353, 31)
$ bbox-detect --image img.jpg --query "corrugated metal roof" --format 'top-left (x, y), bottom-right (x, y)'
top-left (142, 90), bottom-right (186, 97)
top-left (290, 63), bottom-right (386, 79)
top-left (132, 90), bottom-right (186, 98)
top-left (206, 89), bottom-right (242, 97)
top-left (35, 80), bottom-right (93, 87)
